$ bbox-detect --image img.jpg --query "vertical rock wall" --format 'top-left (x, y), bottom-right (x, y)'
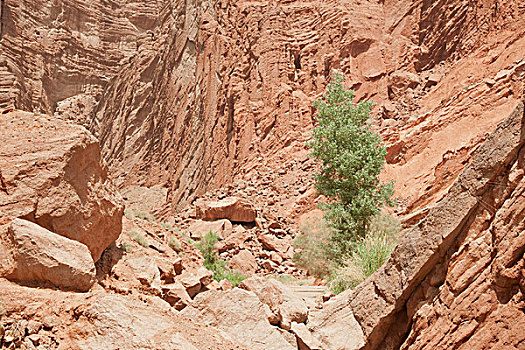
top-left (1, 0), bottom-right (524, 214)
top-left (364, 100), bottom-right (524, 349)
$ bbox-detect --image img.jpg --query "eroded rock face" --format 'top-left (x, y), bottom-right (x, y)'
top-left (0, 280), bottom-right (247, 350)
top-left (0, 0), bottom-right (166, 115)
top-left (90, 0), bottom-right (525, 218)
top-left (0, 111), bottom-right (124, 261)
top-left (3, 219), bottom-right (95, 292)
top-left (2, 0), bottom-right (523, 220)
top-left (240, 276), bottom-right (308, 330)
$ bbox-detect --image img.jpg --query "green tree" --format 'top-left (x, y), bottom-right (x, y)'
top-left (309, 74), bottom-right (393, 262)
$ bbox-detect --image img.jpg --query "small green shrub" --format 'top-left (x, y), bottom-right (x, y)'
top-left (328, 214), bottom-right (399, 293)
top-left (212, 266), bottom-right (247, 287)
top-left (195, 231), bottom-right (220, 265)
top-left (119, 242), bottom-right (133, 253)
top-left (293, 214), bottom-right (400, 294)
top-left (328, 263), bottom-right (365, 294)
top-left (195, 231), bottom-right (247, 287)
top-left (128, 230), bottom-right (149, 248)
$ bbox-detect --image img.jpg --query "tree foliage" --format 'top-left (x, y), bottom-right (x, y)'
top-left (309, 73), bottom-right (393, 261)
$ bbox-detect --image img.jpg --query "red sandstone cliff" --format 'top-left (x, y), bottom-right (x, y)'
top-left (89, 0), bottom-right (525, 217)
top-left (1, 0), bottom-right (523, 215)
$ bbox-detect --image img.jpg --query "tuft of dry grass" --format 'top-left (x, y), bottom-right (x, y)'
top-left (128, 230), bottom-right (149, 248)
top-left (293, 213), bottom-right (400, 294)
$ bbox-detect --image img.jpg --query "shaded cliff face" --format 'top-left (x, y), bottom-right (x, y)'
top-left (89, 0), bottom-right (525, 214)
top-left (1, 0), bottom-right (523, 213)
top-left (0, 0), bottom-right (166, 118)
top-left (90, 0), bottom-right (396, 208)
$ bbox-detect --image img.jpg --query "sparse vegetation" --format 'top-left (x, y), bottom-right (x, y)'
top-left (268, 274), bottom-right (305, 285)
top-left (119, 242), bottom-right (134, 253)
top-left (128, 230), bottom-right (149, 248)
top-left (195, 231), bottom-right (247, 287)
top-left (294, 73), bottom-right (397, 294)
top-left (308, 73), bottom-right (394, 261)
top-left (293, 220), bottom-right (333, 278)
top-left (124, 209), bottom-right (156, 222)
top-left (328, 214), bottom-right (399, 292)
top-left (167, 236), bottom-right (182, 252)
top-left (294, 213), bottom-right (399, 294)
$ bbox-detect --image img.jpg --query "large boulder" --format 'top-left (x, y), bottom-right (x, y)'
top-left (3, 219), bottom-right (95, 292)
top-left (240, 276), bottom-right (309, 330)
top-left (111, 254), bottom-right (162, 293)
top-left (306, 290), bottom-right (365, 350)
top-left (188, 219), bottom-right (232, 239)
top-left (0, 111), bottom-right (124, 261)
top-left (229, 249), bottom-right (258, 274)
top-left (181, 288), bottom-right (295, 349)
top-left (195, 197), bottom-right (256, 222)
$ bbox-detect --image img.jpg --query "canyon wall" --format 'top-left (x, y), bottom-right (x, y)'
top-left (1, 0), bottom-right (523, 215)
top-left (352, 98), bottom-right (524, 350)
top-left (90, 0), bottom-right (525, 215)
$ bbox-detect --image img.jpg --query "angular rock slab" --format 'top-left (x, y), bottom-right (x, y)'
top-left (181, 288), bottom-right (295, 350)
top-left (4, 219), bottom-right (95, 292)
top-left (188, 219), bottom-right (233, 240)
top-left (240, 276), bottom-right (308, 330)
top-left (307, 290), bottom-right (365, 350)
top-left (0, 111), bottom-right (124, 261)
top-left (195, 197), bottom-right (256, 222)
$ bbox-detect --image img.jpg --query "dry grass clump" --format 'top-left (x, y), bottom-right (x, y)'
top-left (293, 213), bottom-right (400, 294)
top-left (128, 230), bottom-right (149, 248)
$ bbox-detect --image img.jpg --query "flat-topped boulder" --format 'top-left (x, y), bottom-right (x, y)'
top-left (194, 197), bottom-right (256, 223)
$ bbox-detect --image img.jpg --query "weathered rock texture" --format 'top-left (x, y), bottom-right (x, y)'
top-left (309, 99), bottom-right (525, 349)
top-left (0, 0), bottom-right (165, 118)
top-left (195, 197), bottom-right (256, 223)
top-left (0, 280), bottom-right (247, 350)
top-left (0, 111), bottom-right (123, 261)
top-left (181, 288), bottom-right (296, 350)
top-left (89, 0), bottom-right (525, 217)
top-left (3, 219), bottom-right (95, 292)
top-left (240, 276), bottom-right (309, 330)
top-left (2, 0), bottom-right (524, 218)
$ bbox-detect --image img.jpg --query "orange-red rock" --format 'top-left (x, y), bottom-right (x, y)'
top-left (195, 198), bottom-right (256, 223)
top-left (2, 219), bottom-right (95, 292)
top-left (309, 99), bottom-right (525, 349)
top-left (0, 111), bottom-right (124, 261)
